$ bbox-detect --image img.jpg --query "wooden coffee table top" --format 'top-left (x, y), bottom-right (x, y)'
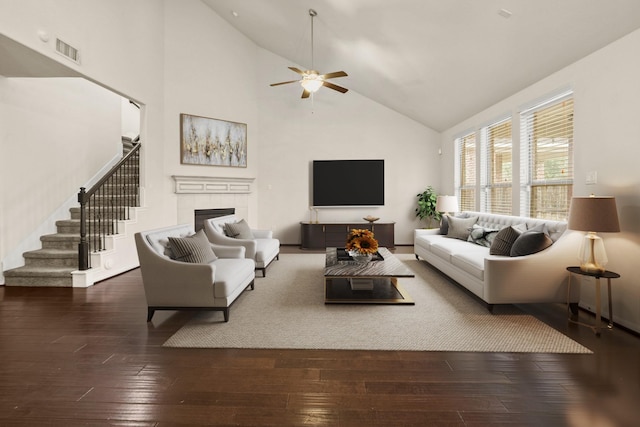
top-left (324, 247), bottom-right (415, 278)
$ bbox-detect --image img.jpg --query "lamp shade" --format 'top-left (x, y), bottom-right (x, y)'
top-left (568, 196), bottom-right (620, 232)
top-left (436, 195), bottom-right (459, 213)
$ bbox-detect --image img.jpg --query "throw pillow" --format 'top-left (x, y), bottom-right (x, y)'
top-left (510, 230), bottom-right (553, 257)
top-left (224, 219), bottom-right (254, 240)
top-left (439, 213), bottom-right (469, 235)
top-left (168, 229), bottom-right (217, 264)
top-left (446, 216), bottom-right (478, 240)
top-left (490, 224), bottom-right (525, 256)
top-left (467, 224), bottom-right (500, 248)
top-left (439, 215), bottom-right (449, 235)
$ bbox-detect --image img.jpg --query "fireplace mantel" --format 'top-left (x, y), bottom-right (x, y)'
top-left (172, 175), bottom-right (255, 194)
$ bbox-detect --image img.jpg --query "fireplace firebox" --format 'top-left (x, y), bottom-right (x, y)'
top-left (194, 208), bottom-right (235, 232)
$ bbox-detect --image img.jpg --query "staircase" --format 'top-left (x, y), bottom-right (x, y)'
top-left (3, 139), bottom-right (140, 287)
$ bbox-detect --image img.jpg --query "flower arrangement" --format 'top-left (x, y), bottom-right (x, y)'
top-left (345, 228), bottom-right (379, 255)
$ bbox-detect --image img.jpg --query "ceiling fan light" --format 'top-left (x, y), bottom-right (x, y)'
top-left (301, 78), bottom-right (323, 93)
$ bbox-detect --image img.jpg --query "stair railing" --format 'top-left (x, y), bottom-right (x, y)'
top-left (77, 142), bottom-right (141, 270)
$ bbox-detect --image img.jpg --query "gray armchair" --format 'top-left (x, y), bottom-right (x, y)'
top-left (204, 214), bottom-right (280, 277)
top-left (134, 224), bottom-right (255, 322)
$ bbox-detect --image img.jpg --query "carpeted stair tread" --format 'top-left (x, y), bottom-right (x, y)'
top-left (23, 248), bottom-right (76, 258)
top-left (5, 266), bottom-right (75, 277)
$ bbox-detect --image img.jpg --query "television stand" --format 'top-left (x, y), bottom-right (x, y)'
top-left (300, 221), bottom-right (395, 250)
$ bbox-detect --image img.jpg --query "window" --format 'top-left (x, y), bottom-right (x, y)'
top-left (455, 132), bottom-right (476, 211)
top-left (520, 92), bottom-right (574, 220)
top-left (481, 118), bottom-right (512, 215)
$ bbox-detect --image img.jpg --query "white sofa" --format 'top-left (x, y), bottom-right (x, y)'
top-left (135, 224), bottom-right (256, 322)
top-left (204, 214), bottom-right (280, 277)
top-left (414, 211), bottom-right (582, 311)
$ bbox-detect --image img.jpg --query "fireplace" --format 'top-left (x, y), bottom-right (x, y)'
top-left (194, 208), bottom-right (235, 232)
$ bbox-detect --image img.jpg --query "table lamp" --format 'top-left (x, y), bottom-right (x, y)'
top-left (436, 195), bottom-right (459, 215)
top-left (567, 195), bottom-right (620, 274)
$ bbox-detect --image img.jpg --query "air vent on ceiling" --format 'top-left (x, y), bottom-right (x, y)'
top-left (55, 38), bottom-right (80, 64)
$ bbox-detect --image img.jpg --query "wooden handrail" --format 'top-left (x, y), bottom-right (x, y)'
top-left (77, 142), bottom-right (141, 270)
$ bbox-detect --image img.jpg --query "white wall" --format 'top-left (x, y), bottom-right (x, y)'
top-left (163, 0), bottom-right (260, 226)
top-left (257, 49), bottom-right (441, 245)
top-left (0, 0), bottom-right (170, 268)
top-left (0, 77), bottom-right (121, 270)
top-left (440, 29), bottom-right (640, 332)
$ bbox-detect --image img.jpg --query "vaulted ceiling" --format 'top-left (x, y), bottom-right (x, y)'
top-left (204, 0), bottom-right (640, 131)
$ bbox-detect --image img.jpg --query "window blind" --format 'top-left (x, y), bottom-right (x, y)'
top-left (520, 93), bottom-right (574, 220)
top-left (481, 118), bottom-right (512, 215)
top-left (456, 132), bottom-right (476, 212)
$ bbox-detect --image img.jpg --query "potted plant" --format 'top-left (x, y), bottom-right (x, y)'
top-left (415, 186), bottom-right (442, 228)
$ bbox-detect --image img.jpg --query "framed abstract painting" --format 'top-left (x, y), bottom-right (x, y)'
top-left (180, 113), bottom-right (247, 167)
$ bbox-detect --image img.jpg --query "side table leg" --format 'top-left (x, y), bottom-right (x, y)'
top-left (595, 278), bottom-right (602, 335)
top-left (566, 273), bottom-right (579, 319)
top-left (607, 278), bottom-right (614, 329)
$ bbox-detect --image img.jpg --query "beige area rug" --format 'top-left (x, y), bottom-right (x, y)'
top-left (163, 253), bottom-right (592, 353)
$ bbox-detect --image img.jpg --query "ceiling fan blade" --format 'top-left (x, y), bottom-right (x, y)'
top-left (322, 81), bottom-right (348, 93)
top-left (301, 89), bottom-right (311, 99)
top-left (288, 67), bottom-right (305, 75)
top-left (270, 80), bottom-right (300, 87)
top-left (321, 71), bottom-right (348, 80)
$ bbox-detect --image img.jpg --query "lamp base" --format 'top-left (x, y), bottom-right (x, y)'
top-left (578, 232), bottom-right (608, 275)
top-left (579, 262), bottom-right (605, 274)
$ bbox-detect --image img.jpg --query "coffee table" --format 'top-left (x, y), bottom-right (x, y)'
top-left (324, 247), bottom-right (415, 304)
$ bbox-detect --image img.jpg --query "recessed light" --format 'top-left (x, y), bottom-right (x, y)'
top-left (498, 9), bottom-right (512, 19)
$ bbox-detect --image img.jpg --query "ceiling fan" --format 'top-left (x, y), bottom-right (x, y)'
top-left (270, 9), bottom-right (348, 98)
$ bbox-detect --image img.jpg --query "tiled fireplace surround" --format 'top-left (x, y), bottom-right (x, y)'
top-left (172, 175), bottom-right (255, 230)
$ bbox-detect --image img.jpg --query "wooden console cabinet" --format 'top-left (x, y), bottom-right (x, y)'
top-left (300, 222), bottom-right (395, 250)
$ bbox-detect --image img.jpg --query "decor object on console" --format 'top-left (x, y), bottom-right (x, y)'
top-left (345, 228), bottom-right (379, 265)
top-left (270, 9), bottom-right (349, 98)
top-left (204, 214), bottom-right (280, 277)
top-left (134, 224), bottom-right (255, 322)
top-left (363, 215), bottom-right (379, 223)
top-left (567, 195), bottom-right (620, 274)
top-left (180, 113), bottom-right (247, 167)
top-left (415, 186), bottom-right (442, 228)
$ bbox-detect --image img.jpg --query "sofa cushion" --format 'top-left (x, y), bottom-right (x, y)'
top-left (510, 230), bottom-right (553, 257)
top-left (451, 249), bottom-right (488, 280)
top-left (224, 219), bottom-right (254, 239)
top-left (431, 238), bottom-right (484, 262)
top-left (467, 224), bottom-right (500, 248)
top-left (446, 216), bottom-right (478, 240)
top-left (169, 229), bottom-right (218, 264)
top-left (415, 233), bottom-right (444, 251)
top-left (489, 224), bottom-right (526, 256)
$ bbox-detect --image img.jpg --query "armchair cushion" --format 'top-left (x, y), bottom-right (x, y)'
top-left (168, 229), bottom-right (218, 263)
top-left (224, 219), bottom-right (254, 239)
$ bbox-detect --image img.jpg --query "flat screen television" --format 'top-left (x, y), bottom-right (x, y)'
top-left (312, 159), bottom-right (385, 207)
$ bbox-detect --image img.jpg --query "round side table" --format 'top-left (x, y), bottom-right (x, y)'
top-left (566, 266), bottom-right (620, 335)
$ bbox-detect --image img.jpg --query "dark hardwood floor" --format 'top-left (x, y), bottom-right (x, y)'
top-left (1, 246), bottom-right (639, 426)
